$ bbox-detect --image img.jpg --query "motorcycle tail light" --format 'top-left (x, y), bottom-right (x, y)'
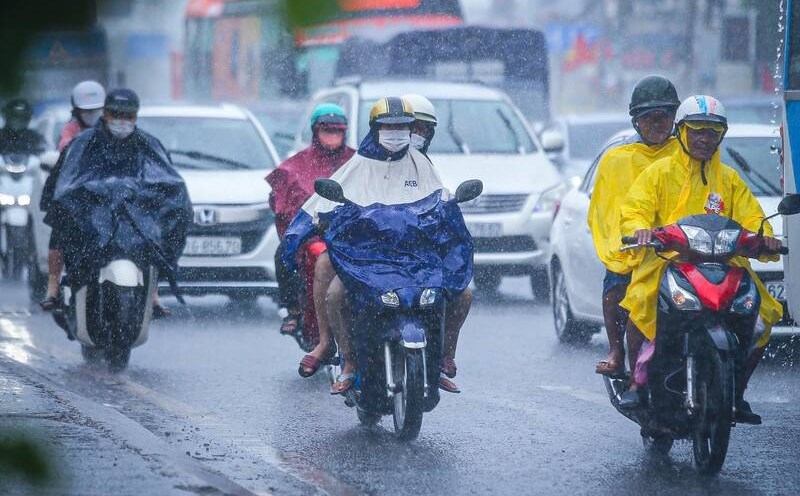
top-left (680, 225), bottom-right (713, 255)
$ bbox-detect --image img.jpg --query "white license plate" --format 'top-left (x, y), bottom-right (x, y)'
top-left (766, 281), bottom-right (785, 301)
top-left (184, 236), bottom-right (242, 256)
top-left (466, 222), bottom-right (502, 238)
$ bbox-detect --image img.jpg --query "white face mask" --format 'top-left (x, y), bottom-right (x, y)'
top-left (107, 119), bottom-right (135, 139)
top-left (79, 109), bottom-right (103, 127)
top-left (410, 133), bottom-right (427, 151)
top-left (378, 129), bottom-right (410, 153)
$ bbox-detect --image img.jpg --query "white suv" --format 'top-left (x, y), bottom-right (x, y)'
top-left (29, 104), bottom-right (281, 303)
top-left (293, 80), bottom-right (566, 297)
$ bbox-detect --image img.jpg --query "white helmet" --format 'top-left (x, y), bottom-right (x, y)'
top-left (402, 94), bottom-right (437, 124)
top-left (675, 95), bottom-right (727, 128)
top-left (71, 80), bottom-right (106, 110)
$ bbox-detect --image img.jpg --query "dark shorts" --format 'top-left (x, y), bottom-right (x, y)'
top-left (603, 270), bottom-right (631, 295)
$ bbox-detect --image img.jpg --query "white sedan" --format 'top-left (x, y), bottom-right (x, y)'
top-left (548, 124), bottom-right (791, 343)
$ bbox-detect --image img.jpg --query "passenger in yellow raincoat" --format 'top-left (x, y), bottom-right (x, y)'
top-left (588, 75), bottom-right (681, 375)
top-left (618, 95), bottom-right (782, 424)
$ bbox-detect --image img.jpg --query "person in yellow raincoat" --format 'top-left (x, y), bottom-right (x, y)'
top-left (619, 95), bottom-right (782, 424)
top-left (588, 75), bottom-right (681, 375)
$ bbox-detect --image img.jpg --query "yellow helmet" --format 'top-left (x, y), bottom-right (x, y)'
top-left (368, 97), bottom-right (415, 126)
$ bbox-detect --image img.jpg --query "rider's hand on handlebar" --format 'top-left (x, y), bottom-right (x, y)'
top-left (634, 229), bottom-right (653, 245)
top-left (763, 236), bottom-right (782, 252)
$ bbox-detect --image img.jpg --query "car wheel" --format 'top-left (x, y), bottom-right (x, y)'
top-left (529, 267), bottom-right (550, 302)
top-left (551, 261), bottom-right (592, 344)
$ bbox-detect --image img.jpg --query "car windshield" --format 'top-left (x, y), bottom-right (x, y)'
top-left (568, 121), bottom-right (629, 160)
top-left (137, 116), bottom-right (275, 170)
top-left (720, 136), bottom-right (782, 197)
top-left (359, 99), bottom-right (536, 154)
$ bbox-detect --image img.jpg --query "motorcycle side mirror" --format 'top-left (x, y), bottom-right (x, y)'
top-left (778, 194), bottom-right (800, 216)
top-left (454, 179), bottom-right (483, 203)
top-left (314, 178), bottom-right (347, 203)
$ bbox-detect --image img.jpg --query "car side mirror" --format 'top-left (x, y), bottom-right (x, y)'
top-left (314, 178), bottom-right (347, 203)
top-left (39, 150), bottom-right (59, 172)
top-left (778, 194), bottom-right (800, 216)
top-left (454, 179), bottom-right (483, 203)
top-left (539, 129), bottom-right (565, 154)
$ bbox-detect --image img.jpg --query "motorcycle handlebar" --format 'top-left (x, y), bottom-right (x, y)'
top-left (621, 236), bottom-right (637, 245)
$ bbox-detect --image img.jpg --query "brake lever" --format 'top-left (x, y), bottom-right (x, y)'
top-left (619, 241), bottom-right (662, 252)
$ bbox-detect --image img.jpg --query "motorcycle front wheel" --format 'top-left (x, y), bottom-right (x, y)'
top-left (692, 349), bottom-right (734, 475)
top-left (392, 347), bottom-right (425, 441)
top-left (104, 285), bottom-right (142, 373)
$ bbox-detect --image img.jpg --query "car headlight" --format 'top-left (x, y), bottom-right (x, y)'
top-left (533, 183), bottom-right (567, 213)
top-left (666, 271), bottom-right (701, 311)
top-left (419, 288), bottom-right (437, 306)
top-left (714, 229), bottom-right (740, 256)
top-left (680, 225), bottom-right (713, 255)
top-left (17, 194), bottom-right (30, 206)
top-left (0, 193), bottom-right (15, 206)
top-left (380, 291), bottom-right (400, 307)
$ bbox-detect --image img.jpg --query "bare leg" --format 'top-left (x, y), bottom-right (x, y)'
top-left (625, 320), bottom-right (645, 389)
top-left (596, 285), bottom-right (627, 374)
top-left (326, 276), bottom-right (354, 374)
top-left (443, 288), bottom-right (472, 361)
top-left (45, 249), bottom-right (64, 298)
top-left (300, 252), bottom-right (335, 375)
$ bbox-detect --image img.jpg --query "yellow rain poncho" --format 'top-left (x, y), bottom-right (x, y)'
top-left (619, 134), bottom-right (782, 347)
top-left (588, 136), bottom-right (680, 274)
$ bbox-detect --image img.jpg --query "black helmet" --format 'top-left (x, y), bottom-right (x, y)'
top-left (104, 88), bottom-right (140, 114)
top-left (2, 98), bottom-right (33, 120)
top-left (628, 75), bottom-right (680, 116)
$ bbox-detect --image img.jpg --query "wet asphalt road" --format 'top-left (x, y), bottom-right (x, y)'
top-left (1, 277), bottom-right (800, 496)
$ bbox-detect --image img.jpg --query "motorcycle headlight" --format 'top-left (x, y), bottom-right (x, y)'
top-left (16, 194), bottom-right (30, 206)
top-left (666, 271), bottom-right (701, 311)
top-left (380, 291), bottom-right (400, 307)
top-left (680, 225), bottom-right (713, 255)
top-left (714, 229), bottom-right (740, 256)
top-left (533, 183), bottom-right (567, 213)
top-left (419, 288), bottom-right (437, 306)
top-left (0, 193), bottom-right (15, 206)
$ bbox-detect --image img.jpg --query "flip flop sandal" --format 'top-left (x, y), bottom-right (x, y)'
top-left (595, 358), bottom-right (623, 376)
top-left (439, 374), bottom-right (460, 394)
top-left (39, 296), bottom-right (61, 312)
top-left (441, 357), bottom-right (457, 378)
top-left (298, 354), bottom-right (322, 378)
top-left (330, 372), bottom-right (356, 395)
top-left (280, 314), bottom-right (301, 335)
top-left (152, 304), bottom-right (171, 319)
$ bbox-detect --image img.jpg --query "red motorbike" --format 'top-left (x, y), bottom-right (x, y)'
top-left (605, 194), bottom-right (800, 475)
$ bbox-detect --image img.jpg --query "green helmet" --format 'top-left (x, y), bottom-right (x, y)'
top-left (629, 75), bottom-right (680, 116)
top-left (310, 103), bottom-right (347, 127)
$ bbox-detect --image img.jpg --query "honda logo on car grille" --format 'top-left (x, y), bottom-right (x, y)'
top-left (194, 207), bottom-right (217, 225)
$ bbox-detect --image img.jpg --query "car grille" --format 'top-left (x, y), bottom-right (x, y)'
top-left (175, 266), bottom-right (271, 282)
top-left (187, 210), bottom-right (274, 255)
top-left (459, 194), bottom-right (529, 214)
top-left (473, 235), bottom-right (538, 253)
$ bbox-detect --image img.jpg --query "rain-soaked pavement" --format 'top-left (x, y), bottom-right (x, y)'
top-left (1, 277), bottom-right (799, 496)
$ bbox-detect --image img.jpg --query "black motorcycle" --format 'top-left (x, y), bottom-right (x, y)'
top-left (605, 194), bottom-right (800, 474)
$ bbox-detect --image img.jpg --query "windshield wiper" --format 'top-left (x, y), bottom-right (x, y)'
top-left (725, 146), bottom-right (781, 196)
top-left (169, 149), bottom-right (252, 170)
top-left (446, 103), bottom-right (469, 154)
top-left (495, 108), bottom-right (523, 154)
